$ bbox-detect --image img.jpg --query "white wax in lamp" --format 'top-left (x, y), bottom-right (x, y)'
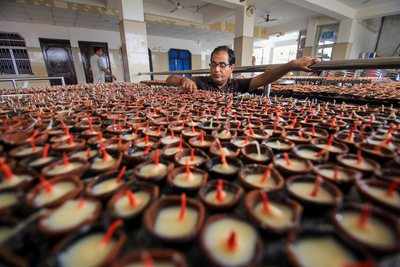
top-left (126, 262), bottom-right (175, 267)
top-left (57, 143), bottom-right (78, 150)
top-left (114, 191), bottom-right (150, 217)
top-left (92, 179), bottom-right (123, 195)
top-left (266, 140), bottom-right (291, 150)
top-left (275, 158), bottom-right (308, 172)
top-left (231, 139), bottom-right (249, 148)
top-left (253, 202), bottom-right (294, 229)
top-left (191, 139), bottom-right (212, 147)
top-left (0, 227), bottom-right (14, 244)
top-left (154, 207), bottom-right (198, 238)
top-left (292, 237), bottom-right (357, 267)
top-left (174, 172), bottom-right (204, 188)
top-left (46, 162), bottom-right (83, 176)
top-left (288, 182), bottom-right (334, 203)
top-left (246, 153), bottom-right (269, 161)
top-left (244, 174), bottom-right (276, 189)
top-left (287, 134), bottom-right (306, 142)
top-left (59, 234), bottom-right (115, 267)
top-left (336, 211), bottom-right (395, 247)
top-left (216, 130), bottom-right (232, 139)
top-left (139, 163), bottom-right (168, 178)
top-left (0, 174), bottom-right (31, 190)
top-left (203, 218), bottom-right (257, 267)
top-left (182, 130), bottom-right (199, 137)
top-left (15, 146), bottom-right (43, 157)
top-left (341, 158), bottom-right (374, 172)
top-left (136, 140), bottom-right (154, 148)
top-left (205, 190), bottom-right (234, 205)
top-left (91, 156), bottom-right (117, 171)
top-left (315, 144), bottom-right (343, 153)
top-left (178, 156), bottom-right (204, 166)
top-left (71, 150), bottom-right (96, 160)
top-left (364, 186), bottom-right (400, 208)
top-left (318, 168), bottom-right (350, 181)
top-left (33, 181), bottom-right (76, 206)
top-left (216, 147), bottom-right (235, 157)
top-left (122, 134), bottom-right (137, 141)
top-left (296, 149), bottom-right (322, 161)
top-left (0, 192), bottom-right (17, 209)
top-left (161, 136), bottom-right (180, 145)
top-left (211, 163), bottom-right (238, 175)
top-left (29, 157), bottom-right (54, 167)
top-left (41, 199), bottom-right (97, 231)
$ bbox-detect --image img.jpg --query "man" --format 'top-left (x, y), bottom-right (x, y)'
top-left (90, 47), bottom-right (116, 84)
top-left (166, 45), bottom-right (319, 93)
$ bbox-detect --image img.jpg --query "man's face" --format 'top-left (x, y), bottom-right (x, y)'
top-left (96, 49), bottom-right (104, 56)
top-left (209, 51), bottom-right (234, 86)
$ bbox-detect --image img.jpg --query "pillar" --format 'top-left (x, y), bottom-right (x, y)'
top-left (234, 4), bottom-right (255, 67)
top-left (117, 0), bottom-right (150, 82)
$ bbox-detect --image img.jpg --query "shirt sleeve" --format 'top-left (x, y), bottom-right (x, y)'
top-left (236, 78), bottom-right (252, 93)
top-left (98, 57), bottom-right (107, 71)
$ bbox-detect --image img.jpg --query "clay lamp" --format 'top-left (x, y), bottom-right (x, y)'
top-left (0, 189), bottom-right (22, 216)
top-left (263, 123), bottom-right (284, 137)
top-left (161, 136), bottom-right (190, 161)
top-left (87, 132), bottom-right (108, 147)
top-left (375, 168), bottom-right (400, 184)
top-left (205, 152), bottom-right (243, 180)
top-left (51, 134), bottom-right (85, 153)
top-left (181, 126), bottom-right (201, 139)
top-left (26, 176), bottom-right (83, 209)
top-left (174, 148), bottom-right (209, 167)
top-left (9, 131), bottom-right (44, 158)
top-left (337, 150), bottom-right (380, 175)
top-left (120, 132), bottom-right (139, 142)
top-left (198, 119), bottom-right (221, 134)
top-left (185, 119), bottom-right (200, 128)
top-left (262, 137), bottom-right (294, 153)
top-left (273, 153), bottom-right (312, 176)
top-left (286, 229), bottom-right (373, 267)
top-left (188, 131), bottom-right (215, 150)
top-left (313, 164), bottom-right (362, 192)
top-left (104, 137), bottom-right (130, 155)
top-left (311, 135), bottom-right (349, 159)
top-left (284, 130), bottom-right (311, 144)
top-left (53, 220), bottom-right (126, 267)
top-left (199, 215), bottom-right (263, 267)
top-left (144, 193), bottom-right (205, 243)
top-left (112, 249), bottom-right (187, 267)
top-left (108, 182), bottom-right (159, 222)
top-left (124, 146), bottom-right (152, 166)
top-left (134, 149), bottom-right (173, 183)
top-left (212, 128), bottom-right (237, 141)
top-left (89, 145), bottom-right (121, 174)
top-left (357, 142), bottom-right (396, 163)
top-left (0, 160), bottom-right (33, 192)
top-left (245, 190), bottom-right (302, 235)
top-left (37, 197), bottom-right (102, 236)
top-left (167, 165), bottom-right (208, 194)
top-left (134, 135), bottom-right (159, 149)
top-left (230, 135), bottom-right (254, 149)
top-left (244, 126), bottom-right (270, 141)
top-left (284, 116), bottom-right (301, 131)
top-left (334, 129), bottom-right (363, 150)
top-left (1, 129), bottom-right (47, 147)
top-left (293, 144), bottom-right (329, 163)
top-left (199, 179), bottom-right (243, 211)
top-left (160, 128), bottom-right (181, 146)
top-left (26, 143), bottom-right (57, 170)
top-left (143, 126), bottom-right (166, 138)
top-left (86, 166), bottom-right (129, 200)
top-left (70, 148), bottom-right (98, 161)
top-left (332, 204), bottom-right (400, 254)
top-left (301, 126), bottom-right (329, 139)
top-left (167, 121), bottom-right (186, 133)
top-left (356, 179), bottom-right (400, 214)
top-left (238, 164), bottom-right (284, 192)
top-left (286, 175), bottom-right (343, 211)
top-left (106, 122), bottom-right (131, 135)
top-left (241, 141), bottom-right (273, 164)
top-left (209, 140), bottom-right (240, 158)
top-left (42, 154), bottom-right (89, 179)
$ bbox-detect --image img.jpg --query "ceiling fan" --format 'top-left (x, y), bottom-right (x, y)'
top-left (260, 13), bottom-right (279, 24)
top-left (166, 0), bottom-right (209, 13)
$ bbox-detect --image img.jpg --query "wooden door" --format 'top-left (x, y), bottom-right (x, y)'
top-left (78, 41), bottom-right (112, 83)
top-left (39, 38), bottom-right (77, 85)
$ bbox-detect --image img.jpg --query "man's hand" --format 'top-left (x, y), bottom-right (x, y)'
top-left (288, 57), bottom-right (320, 72)
top-left (112, 75), bottom-right (117, 81)
top-left (181, 78), bottom-right (197, 93)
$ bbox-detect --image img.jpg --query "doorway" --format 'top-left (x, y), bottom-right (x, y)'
top-left (78, 41), bottom-right (112, 83)
top-left (39, 38), bottom-right (77, 85)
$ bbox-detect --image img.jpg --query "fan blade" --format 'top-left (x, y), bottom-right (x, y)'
top-left (170, 7), bottom-right (178, 13)
top-left (167, 0), bottom-right (176, 6)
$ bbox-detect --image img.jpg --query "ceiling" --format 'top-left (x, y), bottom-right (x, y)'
top-left (337, 0), bottom-right (399, 8)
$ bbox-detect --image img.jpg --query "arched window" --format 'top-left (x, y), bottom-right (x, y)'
top-left (0, 32), bottom-right (32, 75)
top-left (168, 49), bottom-right (192, 71)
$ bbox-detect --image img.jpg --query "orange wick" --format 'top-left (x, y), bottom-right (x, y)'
top-left (152, 149), bottom-right (160, 165)
top-left (260, 191), bottom-right (270, 214)
top-left (357, 204), bottom-right (370, 229)
top-left (125, 190), bottom-right (138, 208)
top-left (226, 231), bottom-right (238, 252)
top-left (387, 180), bottom-right (399, 197)
top-left (216, 179), bottom-right (225, 202)
top-left (178, 193), bottom-right (187, 221)
top-left (310, 175), bottom-right (322, 197)
top-left (116, 166), bottom-right (126, 182)
top-left (63, 153), bottom-right (69, 165)
top-left (40, 176), bottom-right (53, 193)
top-left (101, 219), bottom-right (123, 245)
top-left (42, 144), bottom-right (50, 158)
top-left (283, 152), bottom-right (291, 166)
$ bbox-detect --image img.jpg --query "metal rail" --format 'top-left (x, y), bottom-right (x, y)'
top-left (0, 76), bottom-right (66, 89)
top-left (137, 57), bottom-right (400, 76)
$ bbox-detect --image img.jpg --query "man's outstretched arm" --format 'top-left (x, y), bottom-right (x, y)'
top-left (166, 75), bottom-right (198, 92)
top-left (248, 57), bottom-right (319, 90)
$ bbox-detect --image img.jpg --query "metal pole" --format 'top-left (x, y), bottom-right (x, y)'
top-left (11, 79), bottom-right (16, 89)
top-left (61, 77), bottom-right (65, 86)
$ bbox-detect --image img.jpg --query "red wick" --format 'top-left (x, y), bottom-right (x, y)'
top-left (88, 117), bottom-right (93, 130)
top-left (331, 118), bottom-right (337, 127)
top-left (311, 125), bottom-right (316, 136)
top-left (97, 132), bottom-right (103, 141)
top-left (117, 166), bottom-right (126, 182)
top-left (387, 180), bottom-right (399, 197)
top-left (42, 144), bottom-right (50, 158)
top-left (170, 129), bottom-right (175, 137)
top-left (220, 151), bottom-right (228, 166)
top-left (199, 131), bottom-right (205, 143)
top-left (100, 144), bottom-right (109, 160)
top-left (125, 190), bottom-right (137, 208)
top-left (67, 134), bottom-right (74, 145)
top-left (290, 117), bottom-right (297, 128)
top-left (0, 161), bottom-right (14, 180)
top-left (101, 219), bottom-right (123, 245)
top-left (260, 191), bottom-right (270, 214)
top-left (226, 231), bottom-right (238, 252)
top-left (333, 166), bottom-right (339, 181)
top-left (63, 153), bottom-right (70, 165)
top-left (142, 252), bottom-right (154, 267)
top-left (283, 152), bottom-right (291, 166)
top-left (152, 149), bottom-right (160, 165)
top-left (143, 145), bottom-right (151, 156)
top-left (144, 135), bottom-right (149, 145)
top-left (327, 135), bottom-right (334, 146)
top-left (40, 176), bottom-right (53, 193)
top-left (29, 131), bottom-right (38, 150)
top-left (85, 148), bottom-right (91, 159)
top-left (343, 260), bottom-right (375, 267)
top-left (190, 148), bottom-right (195, 162)
top-left (244, 135), bottom-right (250, 144)
top-left (157, 127), bottom-right (161, 135)
top-left (179, 135), bottom-right (183, 150)
top-left (185, 163), bottom-right (192, 179)
top-left (357, 204), bottom-right (370, 229)
top-left (315, 148), bottom-right (327, 158)
top-left (248, 127), bottom-right (255, 136)
top-left (310, 175), bottom-right (322, 197)
top-left (216, 179), bottom-right (225, 202)
top-left (347, 130), bottom-right (354, 141)
top-left (356, 150), bottom-right (363, 165)
top-left (78, 198), bottom-right (85, 209)
top-left (299, 130), bottom-right (304, 138)
top-left (191, 126), bottom-right (196, 133)
top-left (261, 166), bottom-right (271, 183)
top-left (178, 193), bottom-right (187, 221)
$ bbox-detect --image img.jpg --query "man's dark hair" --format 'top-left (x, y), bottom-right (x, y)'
top-left (211, 46), bottom-right (235, 65)
top-left (94, 47), bottom-right (103, 53)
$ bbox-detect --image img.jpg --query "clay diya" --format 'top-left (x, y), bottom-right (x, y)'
top-left (198, 179), bottom-right (243, 211)
top-left (238, 164), bottom-right (284, 191)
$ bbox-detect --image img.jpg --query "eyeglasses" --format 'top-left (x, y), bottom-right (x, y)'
top-left (209, 62), bottom-right (231, 69)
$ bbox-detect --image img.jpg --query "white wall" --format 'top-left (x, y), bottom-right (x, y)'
top-left (377, 15), bottom-right (400, 57)
top-left (348, 20), bottom-right (378, 59)
top-left (147, 35), bottom-right (202, 54)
